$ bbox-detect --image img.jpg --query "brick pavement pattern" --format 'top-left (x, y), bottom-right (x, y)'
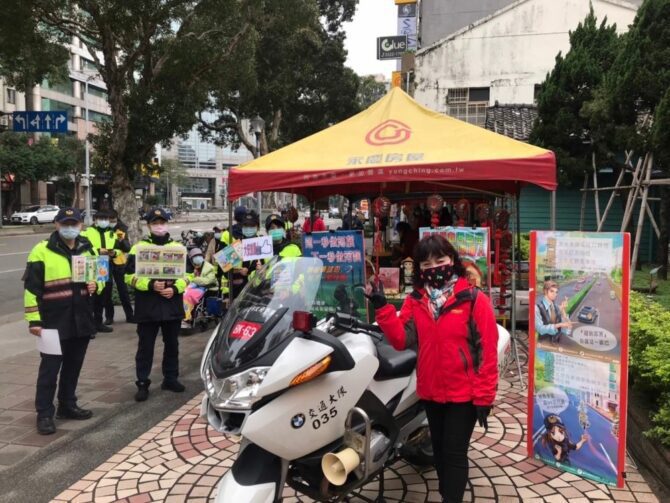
top-left (52, 375), bottom-right (659, 503)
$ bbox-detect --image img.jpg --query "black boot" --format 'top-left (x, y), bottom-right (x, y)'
top-left (36, 416), bottom-right (56, 435)
top-left (161, 379), bottom-right (185, 392)
top-left (97, 324), bottom-right (113, 333)
top-left (135, 380), bottom-right (150, 402)
top-left (56, 404), bottom-right (93, 420)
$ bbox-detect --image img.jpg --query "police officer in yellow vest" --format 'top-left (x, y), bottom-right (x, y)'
top-left (81, 209), bottom-right (117, 333)
top-left (125, 208), bottom-right (188, 402)
top-left (23, 208), bottom-right (100, 435)
top-left (108, 210), bottom-right (134, 323)
top-left (266, 214), bottom-right (302, 258)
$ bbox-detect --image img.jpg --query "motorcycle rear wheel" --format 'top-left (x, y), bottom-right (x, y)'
top-left (402, 426), bottom-right (434, 467)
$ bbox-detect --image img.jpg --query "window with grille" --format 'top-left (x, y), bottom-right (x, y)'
top-left (6, 88), bottom-right (16, 104)
top-left (446, 87), bottom-right (489, 127)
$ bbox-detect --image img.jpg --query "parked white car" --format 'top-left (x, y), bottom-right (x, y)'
top-left (11, 205), bottom-right (60, 225)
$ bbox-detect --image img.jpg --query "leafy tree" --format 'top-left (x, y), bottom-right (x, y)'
top-left (587, 0), bottom-right (670, 276)
top-left (155, 158), bottom-right (188, 207)
top-left (6, 0), bottom-right (261, 238)
top-left (357, 75), bottom-right (388, 109)
top-left (530, 7), bottom-right (622, 185)
top-left (0, 131), bottom-right (79, 212)
top-left (0, 1), bottom-right (69, 110)
top-left (198, 0), bottom-right (359, 155)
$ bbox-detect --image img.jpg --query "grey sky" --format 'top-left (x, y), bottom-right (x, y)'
top-left (344, 1), bottom-right (397, 77)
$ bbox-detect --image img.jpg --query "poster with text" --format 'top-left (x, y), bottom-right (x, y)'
top-left (214, 240), bottom-right (243, 272)
top-left (135, 244), bottom-right (187, 280)
top-left (419, 226), bottom-right (491, 290)
top-left (72, 255), bottom-right (110, 283)
top-left (528, 231), bottom-right (630, 487)
top-left (302, 231), bottom-right (367, 321)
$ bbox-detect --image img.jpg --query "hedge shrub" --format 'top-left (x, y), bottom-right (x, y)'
top-left (629, 291), bottom-right (670, 446)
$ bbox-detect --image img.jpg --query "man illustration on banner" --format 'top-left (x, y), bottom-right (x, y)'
top-left (542, 414), bottom-right (589, 464)
top-left (536, 280), bottom-right (572, 344)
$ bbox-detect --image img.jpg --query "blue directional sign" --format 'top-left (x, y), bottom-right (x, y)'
top-left (12, 111), bottom-right (68, 133)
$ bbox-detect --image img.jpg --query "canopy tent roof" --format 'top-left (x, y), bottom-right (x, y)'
top-left (228, 88), bottom-right (556, 200)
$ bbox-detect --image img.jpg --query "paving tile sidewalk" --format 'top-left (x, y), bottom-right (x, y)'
top-left (0, 319), bottom-right (209, 472)
top-left (51, 344), bottom-right (662, 503)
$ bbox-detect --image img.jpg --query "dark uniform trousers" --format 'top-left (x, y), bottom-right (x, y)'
top-left (94, 281), bottom-right (113, 326)
top-left (135, 321), bottom-right (181, 382)
top-left (108, 264), bottom-right (133, 320)
top-left (35, 337), bottom-right (90, 418)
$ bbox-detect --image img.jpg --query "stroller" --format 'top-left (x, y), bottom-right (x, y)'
top-left (180, 290), bottom-right (227, 335)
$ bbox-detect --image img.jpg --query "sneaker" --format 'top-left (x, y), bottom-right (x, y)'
top-left (96, 325), bottom-right (113, 333)
top-left (161, 380), bottom-right (185, 393)
top-left (37, 416), bottom-right (56, 435)
top-left (56, 405), bottom-right (93, 420)
top-left (181, 321), bottom-right (191, 330)
top-left (135, 381), bottom-right (150, 402)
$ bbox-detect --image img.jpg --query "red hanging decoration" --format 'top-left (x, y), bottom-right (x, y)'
top-left (454, 199), bottom-right (470, 227)
top-left (493, 208), bottom-right (512, 315)
top-left (475, 203), bottom-right (492, 228)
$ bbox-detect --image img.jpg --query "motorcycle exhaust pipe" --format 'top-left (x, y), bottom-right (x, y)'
top-left (321, 448), bottom-right (361, 486)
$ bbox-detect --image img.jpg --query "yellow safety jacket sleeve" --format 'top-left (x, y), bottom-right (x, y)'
top-left (24, 243), bottom-right (45, 325)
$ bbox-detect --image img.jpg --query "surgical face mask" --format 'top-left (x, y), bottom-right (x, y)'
top-left (58, 226), bottom-right (80, 240)
top-left (214, 232), bottom-right (221, 240)
top-left (109, 220), bottom-right (118, 228)
top-left (269, 228), bottom-right (286, 242)
top-left (150, 223), bottom-right (168, 236)
top-left (242, 227), bottom-right (257, 238)
top-left (192, 256), bottom-right (205, 266)
top-left (96, 220), bottom-right (110, 229)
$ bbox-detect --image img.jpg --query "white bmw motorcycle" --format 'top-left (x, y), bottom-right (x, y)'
top-left (200, 257), bottom-right (510, 502)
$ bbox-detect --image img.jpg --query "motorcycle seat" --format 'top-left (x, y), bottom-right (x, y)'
top-left (374, 341), bottom-right (416, 380)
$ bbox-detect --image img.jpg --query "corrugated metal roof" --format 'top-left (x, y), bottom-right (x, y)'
top-left (484, 104), bottom-right (538, 142)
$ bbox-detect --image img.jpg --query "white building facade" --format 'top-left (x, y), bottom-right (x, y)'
top-left (414, 0), bottom-right (639, 119)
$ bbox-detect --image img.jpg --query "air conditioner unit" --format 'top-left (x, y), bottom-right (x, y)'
top-left (0, 116), bottom-right (8, 127)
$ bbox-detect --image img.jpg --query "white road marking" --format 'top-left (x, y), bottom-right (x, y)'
top-left (600, 443), bottom-right (617, 473)
top-left (0, 268), bottom-right (25, 275)
top-left (0, 251), bottom-right (30, 257)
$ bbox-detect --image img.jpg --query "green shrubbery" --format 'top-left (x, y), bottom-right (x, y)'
top-left (629, 291), bottom-right (670, 446)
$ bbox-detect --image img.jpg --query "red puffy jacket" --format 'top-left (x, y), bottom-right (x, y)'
top-left (375, 277), bottom-right (499, 406)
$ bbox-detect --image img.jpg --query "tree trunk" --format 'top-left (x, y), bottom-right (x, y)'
top-left (656, 186), bottom-right (669, 280)
top-left (111, 170), bottom-right (141, 242)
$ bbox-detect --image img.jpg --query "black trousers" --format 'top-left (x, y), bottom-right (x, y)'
top-left (108, 264), bottom-right (133, 320)
top-left (35, 337), bottom-right (90, 418)
top-left (135, 320), bottom-right (180, 383)
top-left (424, 400), bottom-right (478, 503)
top-left (94, 281), bottom-right (113, 326)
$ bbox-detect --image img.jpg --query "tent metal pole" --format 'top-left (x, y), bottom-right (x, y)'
top-left (227, 201), bottom-right (234, 307)
top-left (510, 191), bottom-right (525, 389)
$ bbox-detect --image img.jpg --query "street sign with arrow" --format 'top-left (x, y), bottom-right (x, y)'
top-left (12, 111), bottom-right (68, 133)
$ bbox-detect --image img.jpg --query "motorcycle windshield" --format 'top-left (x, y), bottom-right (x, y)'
top-left (210, 256), bottom-right (324, 375)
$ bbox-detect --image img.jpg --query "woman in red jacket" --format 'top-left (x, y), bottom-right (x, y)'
top-left (367, 235), bottom-right (498, 503)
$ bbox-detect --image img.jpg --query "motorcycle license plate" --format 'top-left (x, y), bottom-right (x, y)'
top-left (230, 320), bottom-right (262, 341)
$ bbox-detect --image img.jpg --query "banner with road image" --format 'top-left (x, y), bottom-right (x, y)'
top-left (527, 231), bottom-right (630, 487)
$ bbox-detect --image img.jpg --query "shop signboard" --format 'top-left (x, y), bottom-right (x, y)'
top-left (302, 231), bottom-right (367, 320)
top-left (528, 231), bottom-right (630, 487)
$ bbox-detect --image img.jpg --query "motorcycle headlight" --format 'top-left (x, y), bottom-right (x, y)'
top-left (205, 365), bottom-right (270, 410)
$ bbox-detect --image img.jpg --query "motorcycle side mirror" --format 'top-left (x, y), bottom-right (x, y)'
top-left (292, 311), bottom-right (315, 333)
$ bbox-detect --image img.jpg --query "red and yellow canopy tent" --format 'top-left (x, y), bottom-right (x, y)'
top-left (228, 87), bottom-right (556, 201)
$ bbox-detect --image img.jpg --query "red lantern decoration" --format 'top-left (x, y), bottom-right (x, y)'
top-left (426, 194), bottom-right (444, 212)
top-left (372, 196), bottom-right (391, 217)
top-left (454, 199), bottom-right (470, 227)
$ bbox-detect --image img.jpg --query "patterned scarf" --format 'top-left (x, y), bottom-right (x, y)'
top-left (426, 274), bottom-right (459, 320)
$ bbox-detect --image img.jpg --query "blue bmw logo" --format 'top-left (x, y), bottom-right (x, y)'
top-left (291, 413), bottom-right (306, 429)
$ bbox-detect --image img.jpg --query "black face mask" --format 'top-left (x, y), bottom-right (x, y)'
top-left (420, 264), bottom-right (455, 289)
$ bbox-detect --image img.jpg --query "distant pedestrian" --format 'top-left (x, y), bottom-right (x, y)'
top-left (125, 208), bottom-right (188, 401)
top-left (23, 208), bottom-right (99, 435)
top-left (303, 211), bottom-right (326, 233)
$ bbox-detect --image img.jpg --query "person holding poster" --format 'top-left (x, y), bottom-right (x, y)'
top-left (23, 208), bottom-right (100, 435)
top-left (366, 235), bottom-right (499, 503)
top-left (81, 209), bottom-right (118, 333)
top-left (535, 280), bottom-right (572, 344)
top-left (125, 208), bottom-right (188, 402)
top-left (229, 211), bottom-right (262, 298)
